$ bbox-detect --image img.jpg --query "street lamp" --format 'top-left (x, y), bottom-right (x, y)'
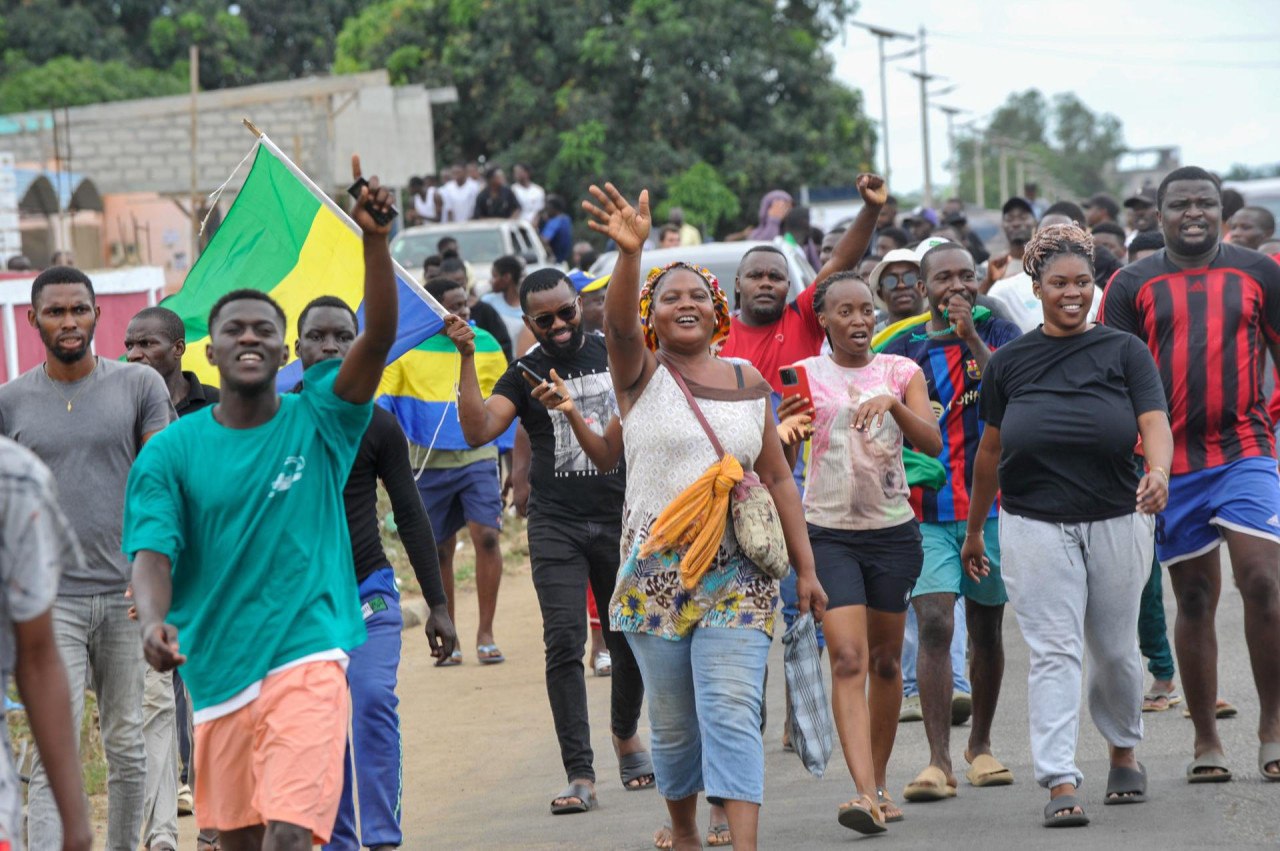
top-left (849, 21), bottom-right (915, 188)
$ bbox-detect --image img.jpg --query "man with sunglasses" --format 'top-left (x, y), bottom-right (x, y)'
top-left (445, 267), bottom-right (652, 815)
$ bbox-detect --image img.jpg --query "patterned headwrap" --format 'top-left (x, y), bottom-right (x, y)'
top-left (637, 261), bottom-right (732, 353)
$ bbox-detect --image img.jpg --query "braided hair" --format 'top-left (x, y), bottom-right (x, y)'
top-left (812, 270), bottom-right (872, 314)
top-left (1023, 223), bottom-right (1094, 282)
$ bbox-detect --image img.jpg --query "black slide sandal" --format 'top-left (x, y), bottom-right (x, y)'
top-left (1044, 795), bottom-right (1090, 827)
top-left (1105, 762), bottom-right (1148, 804)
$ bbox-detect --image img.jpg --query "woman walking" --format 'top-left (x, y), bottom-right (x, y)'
top-left (782, 270), bottom-right (942, 832)
top-left (584, 182), bottom-right (826, 851)
top-left (961, 224), bottom-right (1172, 827)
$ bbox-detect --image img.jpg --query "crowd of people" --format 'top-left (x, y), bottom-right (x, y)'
top-left (0, 149), bottom-right (1277, 851)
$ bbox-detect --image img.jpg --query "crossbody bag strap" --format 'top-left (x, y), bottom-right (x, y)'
top-left (656, 354), bottom-right (726, 458)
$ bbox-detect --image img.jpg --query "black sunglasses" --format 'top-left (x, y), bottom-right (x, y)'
top-left (881, 271), bottom-right (920, 290)
top-left (530, 301), bottom-right (579, 329)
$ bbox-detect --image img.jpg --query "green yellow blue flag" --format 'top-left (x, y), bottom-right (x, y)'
top-left (163, 136), bottom-right (445, 390)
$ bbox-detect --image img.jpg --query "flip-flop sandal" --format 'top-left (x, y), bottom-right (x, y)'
top-left (1186, 751), bottom-right (1232, 784)
top-left (965, 753), bottom-right (1014, 787)
top-left (619, 750), bottom-right (656, 790)
top-left (1104, 762), bottom-right (1147, 804)
top-left (1142, 689), bottom-right (1181, 712)
top-left (477, 644), bottom-right (505, 664)
top-left (438, 649), bottom-right (462, 667)
top-left (903, 765), bottom-right (957, 802)
top-left (837, 795), bottom-right (888, 834)
top-left (876, 786), bottom-right (905, 823)
top-left (550, 782), bottom-right (596, 815)
top-left (1044, 794), bottom-right (1089, 827)
top-left (706, 819), bottom-right (733, 847)
top-left (1182, 699), bottom-right (1237, 719)
top-left (593, 650), bottom-right (612, 677)
top-left (1258, 742), bottom-right (1280, 781)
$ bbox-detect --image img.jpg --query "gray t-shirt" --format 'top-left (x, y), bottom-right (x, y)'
top-left (0, 437), bottom-right (80, 849)
top-left (0, 358), bottom-right (174, 595)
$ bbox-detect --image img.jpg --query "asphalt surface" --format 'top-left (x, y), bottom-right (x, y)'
top-left (168, 547), bottom-right (1274, 850)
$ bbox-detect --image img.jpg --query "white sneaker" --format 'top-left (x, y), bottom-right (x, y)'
top-left (900, 695), bottom-right (923, 722)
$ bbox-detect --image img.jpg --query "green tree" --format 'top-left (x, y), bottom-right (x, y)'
top-left (656, 160), bottom-right (741, 236)
top-left (334, 0), bottom-right (876, 236)
top-left (956, 88), bottom-right (1125, 206)
top-left (0, 56), bottom-right (186, 113)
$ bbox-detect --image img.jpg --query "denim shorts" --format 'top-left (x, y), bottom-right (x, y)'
top-left (625, 628), bottom-right (771, 804)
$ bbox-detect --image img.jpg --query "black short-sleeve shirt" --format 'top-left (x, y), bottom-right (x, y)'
top-left (980, 324), bottom-right (1168, 522)
top-left (492, 334), bottom-right (625, 521)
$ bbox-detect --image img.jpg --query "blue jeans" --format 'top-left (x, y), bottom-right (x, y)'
top-left (325, 568), bottom-right (404, 851)
top-left (28, 593), bottom-right (146, 851)
top-left (626, 628), bottom-right (771, 804)
top-left (901, 596), bottom-right (971, 697)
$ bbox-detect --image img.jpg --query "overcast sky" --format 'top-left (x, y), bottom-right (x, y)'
top-left (831, 0), bottom-right (1279, 202)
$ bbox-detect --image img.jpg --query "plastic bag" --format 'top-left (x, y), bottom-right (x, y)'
top-left (782, 612), bottom-right (832, 778)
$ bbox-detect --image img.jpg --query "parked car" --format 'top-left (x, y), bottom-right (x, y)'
top-left (391, 219), bottom-right (552, 293)
top-left (588, 240), bottom-right (816, 311)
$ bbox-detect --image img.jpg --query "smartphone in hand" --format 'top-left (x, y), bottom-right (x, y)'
top-left (519, 361), bottom-right (565, 402)
top-left (347, 177), bottom-right (399, 227)
top-left (778, 365), bottom-right (816, 418)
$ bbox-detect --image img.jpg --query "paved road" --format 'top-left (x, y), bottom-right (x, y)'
top-left (175, 547), bottom-right (1279, 849)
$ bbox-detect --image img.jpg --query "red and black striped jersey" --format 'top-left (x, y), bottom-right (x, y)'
top-left (1098, 244), bottom-right (1280, 474)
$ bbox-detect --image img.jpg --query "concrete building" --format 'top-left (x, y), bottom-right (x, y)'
top-left (0, 71), bottom-right (453, 285)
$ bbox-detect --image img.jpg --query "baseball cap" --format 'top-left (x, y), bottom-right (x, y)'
top-left (903, 206), bottom-right (939, 227)
top-left (867, 247), bottom-right (921, 290)
top-left (1002, 196), bottom-right (1035, 217)
top-left (1124, 188), bottom-right (1158, 208)
top-left (567, 269), bottom-right (608, 293)
top-left (943, 210), bottom-right (968, 227)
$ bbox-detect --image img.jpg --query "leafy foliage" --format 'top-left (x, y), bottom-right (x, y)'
top-left (955, 88), bottom-right (1126, 204)
top-left (334, 0), bottom-right (877, 234)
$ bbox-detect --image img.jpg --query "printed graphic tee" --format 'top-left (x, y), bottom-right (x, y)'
top-left (492, 334), bottom-right (625, 521)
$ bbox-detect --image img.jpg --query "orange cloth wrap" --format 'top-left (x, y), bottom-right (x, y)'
top-left (639, 453), bottom-right (744, 589)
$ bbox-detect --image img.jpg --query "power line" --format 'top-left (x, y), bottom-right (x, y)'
top-left (925, 34), bottom-right (1280, 69)
top-left (931, 29), bottom-right (1280, 45)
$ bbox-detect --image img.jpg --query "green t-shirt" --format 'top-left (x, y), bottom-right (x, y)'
top-left (123, 360), bottom-right (372, 713)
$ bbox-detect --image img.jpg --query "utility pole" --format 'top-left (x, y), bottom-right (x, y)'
top-left (189, 45), bottom-right (200, 263)
top-left (936, 105), bottom-right (964, 202)
top-left (997, 144), bottom-right (1009, 204)
top-left (850, 21), bottom-right (915, 187)
top-left (973, 133), bottom-right (985, 209)
top-left (910, 25), bottom-right (936, 208)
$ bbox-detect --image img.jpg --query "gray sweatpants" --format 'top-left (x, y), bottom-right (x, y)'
top-left (1000, 511), bottom-right (1154, 789)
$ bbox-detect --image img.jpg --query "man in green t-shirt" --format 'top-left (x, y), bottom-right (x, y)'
top-left (125, 157), bottom-right (399, 850)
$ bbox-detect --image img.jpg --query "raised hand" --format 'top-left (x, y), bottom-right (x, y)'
top-left (583, 183), bottom-right (651, 255)
top-left (856, 173), bottom-right (888, 207)
top-left (350, 154), bottom-right (395, 237)
top-left (443, 314), bottom-right (476, 356)
top-left (529, 367), bottom-right (574, 412)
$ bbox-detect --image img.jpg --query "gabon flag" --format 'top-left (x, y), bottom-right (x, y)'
top-left (163, 132), bottom-right (445, 391)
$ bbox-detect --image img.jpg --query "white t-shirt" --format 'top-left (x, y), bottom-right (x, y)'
top-left (439, 179), bottom-right (481, 222)
top-left (987, 271), bottom-right (1099, 333)
top-left (413, 188), bottom-right (441, 221)
top-left (512, 182), bottom-right (546, 223)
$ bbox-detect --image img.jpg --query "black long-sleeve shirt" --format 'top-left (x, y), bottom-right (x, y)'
top-left (345, 406), bottom-right (446, 606)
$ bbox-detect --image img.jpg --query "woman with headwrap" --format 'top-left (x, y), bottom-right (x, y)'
top-left (583, 183), bottom-right (825, 851)
top-left (726, 189), bottom-right (795, 242)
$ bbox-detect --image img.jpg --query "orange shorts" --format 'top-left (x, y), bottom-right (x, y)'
top-left (194, 660), bottom-right (349, 843)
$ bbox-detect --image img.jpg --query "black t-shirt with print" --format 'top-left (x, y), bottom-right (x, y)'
top-left (492, 334), bottom-right (626, 521)
top-left (980, 324), bottom-right (1167, 523)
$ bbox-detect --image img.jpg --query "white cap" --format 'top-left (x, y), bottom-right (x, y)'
top-left (913, 235), bottom-right (953, 261)
top-left (867, 247), bottom-right (921, 290)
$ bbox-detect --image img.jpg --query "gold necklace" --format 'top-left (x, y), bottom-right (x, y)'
top-left (43, 358), bottom-right (97, 412)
